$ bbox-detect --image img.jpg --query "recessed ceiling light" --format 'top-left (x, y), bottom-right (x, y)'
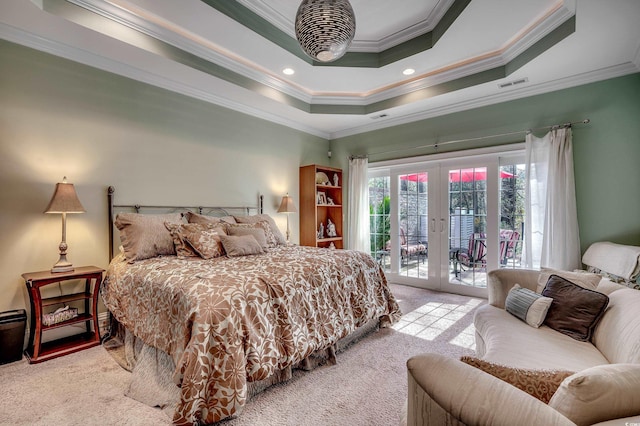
top-left (282, 68), bottom-right (295, 75)
top-left (403, 68), bottom-right (415, 76)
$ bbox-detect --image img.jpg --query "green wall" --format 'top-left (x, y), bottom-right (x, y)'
top-left (331, 73), bottom-right (640, 252)
top-left (0, 40), bottom-right (328, 315)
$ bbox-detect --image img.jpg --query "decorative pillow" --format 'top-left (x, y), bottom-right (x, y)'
top-left (184, 211), bottom-right (236, 226)
top-left (234, 214), bottom-right (286, 246)
top-left (542, 274), bottom-right (609, 342)
top-left (164, 222), bottom-right (199, 257)
top-left (505, 284), bottom-right (553, 328)
top-left (219, 234), bottom-right (264, 257)
top-left (549, 363), bottom-right (640, 426)
top-left (226, 225), bottom-right (268, 251)
top-left (460, 356), bottom-right (574, 404)
top-left (114, 213), bottom-right (183, 262)
top-left (536, 268), bottom-right (601, 293)
top-left (182, 224), bottom-right (227, 260)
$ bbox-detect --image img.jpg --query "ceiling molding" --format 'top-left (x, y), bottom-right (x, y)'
top-left (235, 0), bottom-right (456, 54)
top-left (329, 62), bottom-right (639, 139)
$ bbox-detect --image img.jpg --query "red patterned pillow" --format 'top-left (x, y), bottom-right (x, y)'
top-left (460, 356), bottom-right (574, 404)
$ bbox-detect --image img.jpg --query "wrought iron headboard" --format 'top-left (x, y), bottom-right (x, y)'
top-left (107, 186), bottom-right (263, 262)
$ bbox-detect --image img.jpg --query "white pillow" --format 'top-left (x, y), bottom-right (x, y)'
top-left (549, 363), bottom-right (640, 426)
top-left (505, 284), bottom-right (553, 328)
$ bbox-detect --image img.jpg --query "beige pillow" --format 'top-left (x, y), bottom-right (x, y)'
top-left (182, 225), bottom-right (226, 260)
top-left (219, 234), bottom-right (264, 257)
top-left (537, 268), bottom-right (601, 293)
top-left (184, 211), bottom-right (236, 226)
top-left (234, 214), bottom-right (286, 246)
top-left (460, 356), bottom-right (574, 404)
top-left (226, 225), bottom-right (268, 251)
top-left (549, 363), bottom-right (640, 426)
top-left (115, 213), bottom-right (182, 262)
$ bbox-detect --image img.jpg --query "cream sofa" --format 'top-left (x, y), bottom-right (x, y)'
top-left (406, 243), bottom-right (640, 426)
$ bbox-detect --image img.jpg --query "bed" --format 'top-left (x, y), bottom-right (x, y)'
top-left (101, 186), bottom-right (401, 425)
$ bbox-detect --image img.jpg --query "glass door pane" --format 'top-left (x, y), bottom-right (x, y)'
top-left (447, 167), bottom-right (488, 288)
top-left (398, 173), bottom-right (429, 279)
top-left (369, 176), bottom-right (391, 272)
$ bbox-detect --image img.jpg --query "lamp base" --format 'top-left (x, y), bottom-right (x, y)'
top-left (51, 254), bottom-right (74, 273)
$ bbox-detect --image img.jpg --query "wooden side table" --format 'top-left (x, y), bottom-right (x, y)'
top-left (22, 266), bottom-right (104, 363)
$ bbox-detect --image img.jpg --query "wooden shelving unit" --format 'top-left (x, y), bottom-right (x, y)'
top-left (300, 164), bottom-right (344, 249)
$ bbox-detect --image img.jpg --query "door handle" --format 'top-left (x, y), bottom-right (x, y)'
top-left (430, 218), bottom-right (436, 232)
top-left (440, 219), bottom-right (445, 232)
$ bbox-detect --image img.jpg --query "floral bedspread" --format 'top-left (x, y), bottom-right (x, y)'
top-left (101, 245), bottom-right (401, 425)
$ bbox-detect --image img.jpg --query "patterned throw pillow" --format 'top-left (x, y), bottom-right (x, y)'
top-left (460, 356), bottom-right (574, 404)
top-left (227, 221), bottom-right (274, 248)
top-left (505, 284), bottom-right (553, 328)
top-left (165, 222), bottom-right (199, 257)
top-left (182, 224), bottom-right (227, 260)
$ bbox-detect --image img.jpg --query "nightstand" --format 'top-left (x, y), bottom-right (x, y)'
top-left (22, 266), bottom-right (104, 363)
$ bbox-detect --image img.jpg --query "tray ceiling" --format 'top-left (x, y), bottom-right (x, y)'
top-left (1, 0), bottom-right (639, 139)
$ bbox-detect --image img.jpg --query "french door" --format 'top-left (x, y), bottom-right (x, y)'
top-left (369, 150), bottom-right (524, 298)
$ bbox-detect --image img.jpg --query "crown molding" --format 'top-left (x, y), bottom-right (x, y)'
top-left (236, 0), bottom-right (455, 53)
top-left (329, 63), bottom-right (639, 139)
top-left (0, 21), bottom-right (330, 139)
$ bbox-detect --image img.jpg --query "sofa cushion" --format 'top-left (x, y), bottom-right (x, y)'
top-left (505, 284), bottom-right (552, 328)
top-left (549, 363), bottom-right (640, 426)
top-left (460, 356), bottom-right (574, 404)
top-left (536, 268), bottom-right (601, 293)
top-left (542, 275), bottom-right (609, 342)
top-left (591, 287), bottom-right (640, 364)
top-left (474, 304), bottom-right (609, 371)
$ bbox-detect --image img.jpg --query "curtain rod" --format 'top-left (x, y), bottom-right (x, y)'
top-left (354, 119), bottom-right (590, 159)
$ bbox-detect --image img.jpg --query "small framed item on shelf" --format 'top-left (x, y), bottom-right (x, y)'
top-left (317, 192), bottom-right (327, 205)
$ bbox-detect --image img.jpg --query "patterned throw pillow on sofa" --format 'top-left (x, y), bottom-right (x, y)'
top-left (460, 356), bottom-right (575, 404)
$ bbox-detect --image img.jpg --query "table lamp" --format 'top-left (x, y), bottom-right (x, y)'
top-left (44, 177), bottom-right (85, 273)
top-left (277, 193), bottom-right (297, 243)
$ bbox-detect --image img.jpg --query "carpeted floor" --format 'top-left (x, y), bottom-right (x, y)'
top-left (0, 284), bottom-right (484, 426)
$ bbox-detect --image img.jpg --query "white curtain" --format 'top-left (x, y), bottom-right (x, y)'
top-left (524, 127), bottom-right (581, 270)
top-left (347, 157), bottom-right (370, 253)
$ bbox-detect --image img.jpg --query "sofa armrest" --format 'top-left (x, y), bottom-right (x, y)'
top-left (406, 353), bottom-right (575, 426)
top-left (487, 269), bottom-right (540, 308)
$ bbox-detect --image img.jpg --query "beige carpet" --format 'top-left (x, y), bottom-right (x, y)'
top-left (0, 284), bottom-right (483, 426)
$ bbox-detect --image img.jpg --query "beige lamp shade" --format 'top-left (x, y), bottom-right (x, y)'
top-left (277, 194), bottom-right (297, 213)
top-left (44, 178), bottom-right (85, 214)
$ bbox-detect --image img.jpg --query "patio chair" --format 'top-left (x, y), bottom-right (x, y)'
top-left (499, 229), bottom-right (521, 265)
top-left (385, 227), bottom-right (427, 265)
top-left (455, 232), bottom-right (487, 276)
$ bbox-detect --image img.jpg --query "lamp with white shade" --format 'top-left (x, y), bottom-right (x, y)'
top-left (44, 177), bottom-right (85, 273)
top-left (277, 193), bottom-right (297, 243)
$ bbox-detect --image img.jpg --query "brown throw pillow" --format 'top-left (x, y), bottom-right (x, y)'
top-left (184, 211), bottom-right (236, 226)
top-left (115, 213), bottom-right (183, 262)
top-left (460, 356), bottom-right (574, 404)
top-left (234, 214), bottom-right (286, 246)
top-left (542, 274), bottom-right (609, 342)
top-left (219, 234), bottom-right (264, 257)
top-left (226, 223), bottom-right (269, 250)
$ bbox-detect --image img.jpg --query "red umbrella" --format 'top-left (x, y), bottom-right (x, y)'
top-left (401, 168), bottom-right (514, 183)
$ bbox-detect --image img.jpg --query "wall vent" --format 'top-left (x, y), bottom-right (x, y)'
top-left (498, 77), bottom-right (528, 89)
